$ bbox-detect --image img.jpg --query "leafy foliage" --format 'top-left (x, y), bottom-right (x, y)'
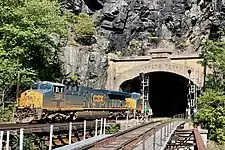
top-left (63, 74), bottom-right (81, 88)
top-left (195, 34), bottom-right (225, 144)
top-left (11, 134), bottom-right (47, 150)
top-left (0, 104), bottom-right (15, 123)
top-left (105, 124), bottom-right (120, 134)
top-left (127, 39), bottom-right (141, 56)
top-left (74, 13), bottom-right (95, 45)
top-left (199, 39), bottom-right (225, 91)
top-left (0, 0), bottom-right (68, 102)
top-left (195, 89), bottom-right (225, 144)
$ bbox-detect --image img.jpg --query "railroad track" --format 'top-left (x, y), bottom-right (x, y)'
top-left (0, 122), bottom-right (94, 133)
top-left (0, 119), bottom-right (118, 133)
top-left (80, 119), bottom-right (171, 150)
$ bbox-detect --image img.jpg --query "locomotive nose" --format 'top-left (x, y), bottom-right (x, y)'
top-left (17, 90), bottom-right (35, 108)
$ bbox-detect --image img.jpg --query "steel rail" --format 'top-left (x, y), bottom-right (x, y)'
top-left (114, 121), bottom-right (169, 150)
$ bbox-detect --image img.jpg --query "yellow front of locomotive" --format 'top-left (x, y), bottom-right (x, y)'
top-left (17, 90), bottom-right (43, 109)
top-left (15, 90), bottom-right (43, 123)
top-left (125, 98), bottom-right (136, 110)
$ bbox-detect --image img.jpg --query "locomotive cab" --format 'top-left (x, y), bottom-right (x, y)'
top-left (40, 82), bottom-right (65, 109)
top-left (16, 81), bottom-right (66, 123)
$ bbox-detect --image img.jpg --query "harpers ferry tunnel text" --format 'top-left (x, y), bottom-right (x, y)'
top-left (120, 72), bottom-right (190, 117)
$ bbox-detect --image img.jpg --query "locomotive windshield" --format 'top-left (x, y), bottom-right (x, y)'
top-left (131, 93), bottom-right (141, 100)
top-left (53, 86), bottom-right (64, 93)
top-left (40, 84), bottom-right (52, 90)
top-left (31, 84), bottom-right (39, 90)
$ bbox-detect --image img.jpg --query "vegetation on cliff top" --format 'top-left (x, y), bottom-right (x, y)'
top-left (74, 13), bottom-right (95, 42)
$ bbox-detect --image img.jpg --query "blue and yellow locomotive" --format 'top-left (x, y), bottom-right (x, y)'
top-left (15, 81), bottom-right (148, 123)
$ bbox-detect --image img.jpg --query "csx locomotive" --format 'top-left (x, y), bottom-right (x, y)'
top-left (15, 81), bottom-right (150, 123)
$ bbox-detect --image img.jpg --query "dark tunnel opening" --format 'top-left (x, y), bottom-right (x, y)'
top-left (120, 72), bottom-right (191, 117)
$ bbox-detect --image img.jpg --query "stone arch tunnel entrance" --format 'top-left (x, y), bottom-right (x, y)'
top-left (120, 72), bottom-right (192, 117)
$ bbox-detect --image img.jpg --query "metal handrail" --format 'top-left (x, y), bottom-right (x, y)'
top-left (194, 128), bottom-right (207, 150)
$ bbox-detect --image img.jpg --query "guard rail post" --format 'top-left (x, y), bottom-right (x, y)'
top-left (20, 128), bottom-right (24, 150)
top-left (153, 129), bottom-right (156, 150)
top-left (168, 123), bottom-right (170, 134)
top-left (100, 118), bottom-right (103, 135)
top-left (0, 131), bottom-right (3, 150)
top-left (164, 125), bottom-right (166, 139)
top-left (160, 127), bottom-right (163, 146)
top-left (126, 112), bottom-right (129, 130)
top-left (166, 124), bottom-right (169, 136)
top-left (84, 120), bottom-right (86, 140)
top-left (95, 119), bottom-right (98, 136)
top-left (69, 122), bottom-right (72, 145)
top-left (49, 125), bottom-right (53, 150)
top-left (103, 118), bottom-right (106, 135)
top-left (136, 116), bottom-right (139, 125)
top-left (6, 131), bottom-right (10, 150)
top-left (142, 133), bottom-right (146, 150)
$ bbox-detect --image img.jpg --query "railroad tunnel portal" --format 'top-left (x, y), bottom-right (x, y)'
top-left (120, 71), bottom-right (195, 117)
top-left (107, 58), bottom-right (204, 117)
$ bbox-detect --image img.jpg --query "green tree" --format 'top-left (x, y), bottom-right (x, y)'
top-left (195, 33), bottom-right (225, 144)
top-left (195, 89), bottom-right (225, 144)
top-left (74, 13), bottom-right (95, 45)
top-left (0, 0), bottom-right (68, 101)
top-left (199, 39), bottom-right (225, 91)
top-left (0, 104), bottom-right (15, 123)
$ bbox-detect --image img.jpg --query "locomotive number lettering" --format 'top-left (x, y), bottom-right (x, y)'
top-left (54, 93), bottom-right (63, 100)
top-left (93, 95), bottom-right (104, 103)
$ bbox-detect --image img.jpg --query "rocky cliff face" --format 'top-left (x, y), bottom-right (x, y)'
top-left (62, 0), bottom-right (225, 54)
top-left (60, 45), bottom-right (108, 89)
top-left (60, 0), bottom-right (225, 88)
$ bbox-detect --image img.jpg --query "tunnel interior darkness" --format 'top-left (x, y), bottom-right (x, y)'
top-left (120, 72), bottom-right (191, 117)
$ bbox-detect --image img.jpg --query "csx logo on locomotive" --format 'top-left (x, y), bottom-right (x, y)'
top-left (92, 95), bottom-right (105, 103)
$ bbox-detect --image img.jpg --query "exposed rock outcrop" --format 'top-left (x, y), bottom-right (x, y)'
top-left (60, 46), bottom-right (108, 89)
top-left (60, 0), bottom-right (225, 88)
top-left (62, 0), bottom-right (225, 54)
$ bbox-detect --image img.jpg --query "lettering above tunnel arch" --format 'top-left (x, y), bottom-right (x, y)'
top-left (114, 60), bottom-right (204, 90)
